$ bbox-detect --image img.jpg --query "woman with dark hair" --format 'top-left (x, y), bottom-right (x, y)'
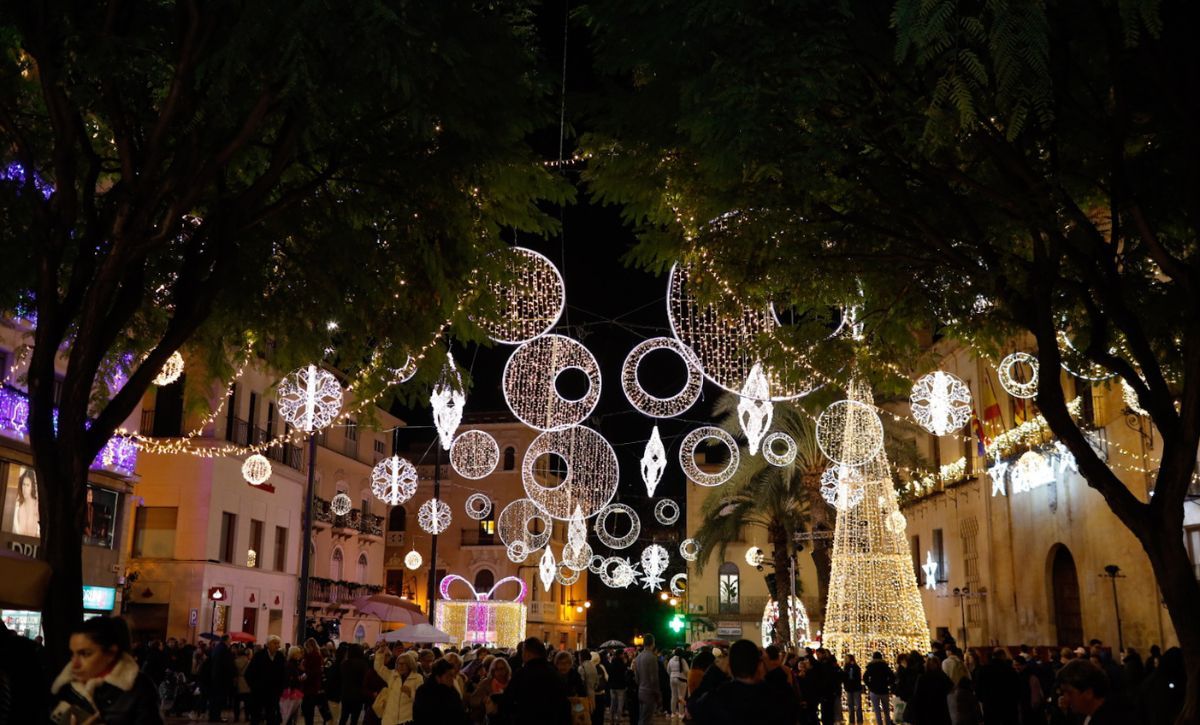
top-left (50, 616), bottom-right (163, 724)
top-left (12, 467), bottom-right (39, 537)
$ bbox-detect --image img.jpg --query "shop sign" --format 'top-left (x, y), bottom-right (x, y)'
top-left (82, 585), bottom-right (116, 611)
top-left (716, 622), bottom-right (742, 637)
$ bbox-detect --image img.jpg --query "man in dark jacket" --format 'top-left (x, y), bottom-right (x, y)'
top-left (843, 654), bottom-right (864, 725)
top-left (413, 658), bottom-right (469, 725)
top-left (246, 635), bottom-right (287, 725)
top-left (974, 649), bottom-right (1021, 725)
top-left (208, 635), bottom-right (236, 722)
top-left (693, 639), bottom-right (795, 724)
top-left (499, 637), bottom-right (570, 724)
top-left (863, 652), bottom-right (895, 725)
top-left (816, 649), bottom-right (842, 725)
top-left (1056, 658), bottom-right (1135, 724)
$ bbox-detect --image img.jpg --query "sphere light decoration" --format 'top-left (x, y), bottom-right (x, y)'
top-left (404, 549), bottom-right (423, 570)
top-left (464, 493), bottom-right (492, 521)
top-left (736, 363), bottom-right (774, 455)
top-left (640, 425), bottom-right (667, 497)
top-left (477, 247), bottom-right (565, 344)
top-left (620, 336), bottom-right (703, 417)
top-left (497, 498), bottom-right (552, 551)
top-left (816, 399), bottom-right (884, 467)
top-left (538, 547), bottom-right (557, 592)
top-left (450, 430), bottom-right (500, 480)
top-left (153, 351), bottom-right (185, 386)
top-left (431, 354), bottom-right (466, 450)
top-left (277, 364), bottom-right (343, 433)
top-left (910, 371), bottom-right (972, 436)
top-left (679, 538), bottom-right (701, 562)
top-left (670, 573), bottom-right (688, 597)
top-left (418, 498), bottom-right (452, 535)
top-left (762, 432), bottom-right (797, 467)
top-left (654, 499), bottom-right (680, 526)
top-left (884, 510), bottom-right (907, 534)
top-left (330, 492), bottom-right (353, 516)
top-left (594, 503), bottom-right (641, 550)
top-left (761, 596), bottom-right (811, 648)
top-left (241, 454), bottom-right (272, 486)
top-left (502, 334), bottom-right (601, 431)
top-left (679, 426), bottom-right (741, 487)
top-left (998, 352), bottom-right (1039, 399)
top-left (506, 541), bottom-right (529, 563)
top-left (371, 455), bottom-right (418, 506)
top-left (522, 425), bottom-right (619, 520)
top-left (745, 546), bottom-right (765, 567)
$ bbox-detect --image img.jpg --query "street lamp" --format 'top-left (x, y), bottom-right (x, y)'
top-left (1101, 565), bottom-right (1126, 652)
top-left (208, 586), bottom-right (226, 635)
top-left (938, 585), bottom-right (987, 651)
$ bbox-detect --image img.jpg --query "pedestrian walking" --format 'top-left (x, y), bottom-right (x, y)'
top-left (301, 638), bottom-right (335, 725)
top-left (606, 651), bottom-right (628, 724)
top-left (498, 637), bottom-right (570, 724)
top-left (974, 649), bottom-right (1019, 725)
top-left (247, 636), bottom-right (287, 725)
top-left (413, 658), bottom-right (468, 725)
top-left (908, 656), bottom-right (952, 725)
top-left (632, 635), bottom-right (659, 725)
top-left (666, 648), bottom-right (689, 719)
top-left (843, 654), bottom-right (864, 725)
top-left (49, 616), bottom-right (163, 725)
top-left (209, 635), bottom-right (236, 722)
top-left (338, 644), bottom-right (369, 725)
top-left (863, 651), bottom-right (895, 725)
top-left (466, 655), bottom-right (510, 724)
top-left (234, 644), bottom-right (253, 721)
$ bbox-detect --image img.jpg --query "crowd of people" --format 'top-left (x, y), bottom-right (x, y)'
top-left (0, 615), bottom-right (1188, 724)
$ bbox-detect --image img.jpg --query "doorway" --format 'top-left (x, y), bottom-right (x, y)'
top-left (1050, 545), bottom-right (1083, 647)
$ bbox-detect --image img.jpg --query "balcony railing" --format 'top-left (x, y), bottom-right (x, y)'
top-left (703, 595), bottom-right (770, 617)
top-left (306, 577), bottom-right (384, 606)
top-left (460, 528), bottom-right (501, 546)
top-left (359, 512), bottom-right (384, 538)
top-left (313, 498), bottom-right (382, 537)
top-left (314, 497), bottom-right (333, 525)
top-left (226, 417), bottom-right (251, 446)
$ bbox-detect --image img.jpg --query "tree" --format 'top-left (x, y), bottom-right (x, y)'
top-left (0, 1), bottom-right (566, 661)
top-left (582, 1), bottom-right (1200, 720)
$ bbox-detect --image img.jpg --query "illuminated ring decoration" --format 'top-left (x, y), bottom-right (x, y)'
top-left (679, 426), bottom-right (741, 487)
top-left (816, 400), bottom-right (884, 467)
top-left (620, 337), bottom-right (703, 418)
top-left (418, 498), bottom-right (451, 535)
top-left (555, 567), bottom-right (581, 586)
top-left (654, 499), bottom-right (680, 525)
top-left (679, 538), bottom-right (701, 562)
top-left (1057, 330), bottom-right (1118, 381)
top-left (502, 334), bottom-right (601, 432)
top-left (464, 493), bottom-right (492, 521)
top-left (998, 352), bottom-right (1039, 399)
top-left (599, 557), bottom-right (626, 588)
top-left (670, 574), bottom-right (688, 597)
top-left (594, 503), bottom-right (641, 550)
top-left (241, 454), bottom-right (273, 486)
top-left (477, 247), bottom-right (565, 345)
top-left (387, 354), bottom-right (419, 385)
top-left (762, 432), bottom-right (797, 466)
top-left (506, 541), bottom-right (529, 563)
top-left (910, 371), bottom-right (973, 436)
top-left (522, 425), bottom-right (619, 520)
top-left (497, 498), bottom-right (552, 551)
top-left (588, 555), bottom-right (606, 574)
top-left (450, 430), bottom-right (500, 480)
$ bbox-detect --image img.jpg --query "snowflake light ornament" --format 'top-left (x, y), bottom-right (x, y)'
top-left (737, 363), bottom-right (774, 455)
top-left (654, 499), bottom-right (680, 525)
top-left (998, 352), bottom-right (1039, 399)
top-left (277, 364), bottom-right (343, 432)
top-left (450, 430), bottom-right (500, 479)
top-left (241, 454), bottom-right (272, 486)
top-left (679, 538), bottom-right (701, 562)
top-left (910, 371), bottom-right (972, 436)
top-left (153, 351), bottom-right (185, 386)
top-left (464, 493), bottom-right (492, 521)
top-left (330, 492), bottom-right (353, 516)
top-left (431, 354), bottom-right (466, 450)
top-left (820, 466), bottom-right (865, 510)
top-left (538, 547), bottom-right (557, 592)
top-left (640, 425), bottom-right (667, 497)
top-left (594, 503), bottom-right (641, 549)
top-left (371, 455), bottom-right (418, 506)
top-left (600, 557), bottom-right (639, 589)
top-left (418, 498), bottom-right (452, 535)
top-left (641, 544), bottom-right (670, 577)
top-left (404, 549), bottom-right (423, 570)
top-left (746, 547), bottom-right (765, 567)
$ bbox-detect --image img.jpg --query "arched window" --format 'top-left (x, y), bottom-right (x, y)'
top-left (718, 562), bottom-right (740, 613)
top-left (473, 568), bottom-right (495, 592)
top-left (357, 552), bottom-right (369, 582)
top-left (389, 506), bottom-right (407, 532)
top-left (503, 447), bottom-right (516, 471)
top-left (331, 547), bottom-right (344, 580)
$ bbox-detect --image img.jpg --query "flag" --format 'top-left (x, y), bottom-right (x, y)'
top-left (981, 370), bottom-right (1004, 438)
top-left (971, 414), bottom-right (988, 456)
top-left (1013, 396), bottom-right (1028, 426)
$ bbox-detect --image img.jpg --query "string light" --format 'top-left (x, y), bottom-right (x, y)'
top-left (910, 371), bottom-right (972, 436)
top-left (620, 337), bottom-right (703, 417)
top-left (502, 334), bottom-right (601, 431)
top-left (1122, 379), bottom-right (1148, 417)
top-left (371, 455), bottom-right (418, 506)
top-left (761, 596), bottom-right (811, 648)
top-left (330, 492), bottom-right (353, 516)
top-left (641, 425), bottom-right (667, 497)
top-left (594, 503), bottom-right (641, 550)
top-left (679, 426), bottom-right (740, 487)
top-left (523, 425), bottom-right (619, 520)
top-left (450, 430), bottom-right (500, 480)
top-left (997, 352), bottom-right (1038, 399)
top-left (737, 363), bottom-right (773, 455)
top-left (476, 247), bottom-right (565, 344)
top-left (418, 498), bottom-right (452, 535)
top-left (762, 432), bottom-right (797, 467)
top-left (679, 538), bottom-right (701, 562)
top-left (816, 399), bottom-right (883, 467)
top-left (498, 498), bottom-right (552, 551)
top-left (431, 354), bottom-right (466, 450)
top-left (464, 493), bottom-right (492, 521)
top-left (152, 352), bottom-right (185, 386)
top-left (241, 454), bottom-right (272, 486)
top-left (277, 364), bottom-right (343, 433)
top-left (654, 499), bottom-right (680, 525)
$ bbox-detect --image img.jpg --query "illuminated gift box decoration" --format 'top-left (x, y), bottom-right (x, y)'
top-left (434, 574), bottom-right (528, 648)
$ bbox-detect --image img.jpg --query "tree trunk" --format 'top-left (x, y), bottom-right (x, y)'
top-left (769, 522), bottom-right (792, 647)
top-left (37, 452), bottom-right (88, 667)
top-left (1142, 517), bottom-right (1200, 725)
top-left (802, 470), bottom-right (833, 619)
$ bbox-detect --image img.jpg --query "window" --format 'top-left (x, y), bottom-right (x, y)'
top-left (331, 547), bottom-right (344, 580)
top-left (248, 392), bottom-right (259, 429)
top-left (374, 439), bottom-right (385, 455)
top-left (225, 384), bottom-right (239, 441)
top-left (478, 504), bottom-right (496, 537)
top-left (274, 526), bottom-right (288, 572)
top-left (345, 419), bottom-right (358, 441)
top-left (358, 553), bottom-right (369, 582)
top-left (83, 485), bottom-right (118, 548)
top-left (474, 569), bottom-right (495, 592)
top-left (933, 528), bottom-right (947, 582)
top-left (718, 562), bottom-right (739, 613)
top-left (361, 495), bottom-right (369, 518)
top-left (220, 512), bottom-right (237, 563)
top-left (2, 463), bottom-right (40, 538)
top-left (1186, 526), bottom-right (1200, 581)
top-left (249, 519), bottom-right (264, 569)
top-left (911, 535), bottom-right (922, 586)
top-left (503, 447), bottom-right (516, 471)
top-left (266, 402), bottom-right (276, 438)
top-left (389, 506), bottom-right (407, 532)
top-left (132, 507), bottom-right (177, 558)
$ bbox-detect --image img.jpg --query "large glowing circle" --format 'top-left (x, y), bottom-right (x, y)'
top-left (277, 364), bottom-right (343, 433)
top-left (153, 351), bottom-right (185, 386)
top-left (910, 371), bottom-right (973, 436)
top-left (679, 538), bottom-right (701, 562)
top-left (497, 498), bottom-right (552, 551)
top-left (503, 334), bottom-right (601, 432)
top-left (522, 426), bottom-right (619, 520)
top-left (371, 455), bottom-right (418, 506)
top-left (679, 426), bottom-right (741, 487)
top-left (762, 432), bottom-right (797, 466)
top-left (450, 430), bottom-right (500, 480)
top-left (620, 337), bottom-right (703, 417)
top-left (998, 352), bottom-right (1039, 399)
top-left (418, 498), bottom-right (451, 535)
top-left (464, 493), bottom-right (493, 521)
top-left (241, 454), bottom-right (272, 486)
top-left (330, 492), bottom-right (353, 516)
top-left (404, 550), bottom-right (423, 570)
top-left (477, 247), bottom-right (565, 344)
top-left (654, 499), bottom-right (680, 525)
top-left (816, 400), bottom-right (884, 466)
top-left (594, 503), bottom-right (641, 549)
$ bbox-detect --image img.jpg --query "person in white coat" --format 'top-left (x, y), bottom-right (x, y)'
top-left (374, 647), bottom-right (422, 725)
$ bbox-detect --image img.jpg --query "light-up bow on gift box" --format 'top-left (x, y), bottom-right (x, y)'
top-left (435, 575), bottom-right (529, 648)
top-left (438, 574), bottom-right (528, 603)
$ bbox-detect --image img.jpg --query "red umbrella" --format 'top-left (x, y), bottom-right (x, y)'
top-left (228, 631), bottom-right (256, 643)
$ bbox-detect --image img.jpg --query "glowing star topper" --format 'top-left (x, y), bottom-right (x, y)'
top-left (640, 425), bottom-right (667, 497)
top-left (737, 363), bottom-right (774, 455)
top-left (538, 547), bottom-right (557, 592)
top-left (922, 551), bottom-right (938, 589)
top-left (988, 458), bottom-right (1010, 497)
top-left (431, 353), bottom-right (466, 450)
top-left (277, 364), bottom-right (344, 433)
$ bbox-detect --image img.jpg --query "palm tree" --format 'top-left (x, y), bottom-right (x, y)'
top-left (692, 395), bottom-right (829, 646)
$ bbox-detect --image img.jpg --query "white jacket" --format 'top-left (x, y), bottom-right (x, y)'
top-left (373, 655), bottom-right (422, 725)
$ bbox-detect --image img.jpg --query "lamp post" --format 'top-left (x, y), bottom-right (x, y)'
top-left (939, 585), bottom-right (987, 651)
top-left (1101, 565), bottom-right (1126, 652)
top-left (208, 586), bottom-right (226, 634)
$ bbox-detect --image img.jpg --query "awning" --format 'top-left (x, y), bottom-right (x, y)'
top-left (0, 549), bottom-right (50, 610)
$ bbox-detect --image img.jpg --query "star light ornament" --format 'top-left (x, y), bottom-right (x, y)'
top-left (640, 426), bottom-right (667, 497)
top-left (737, 363), bottom-right (774, 455)
top-left (153, 351), bottom-right (185, 386)
top-left (910, 371), bottom-right (972, 436)
top-left (404, 549), bottom-right (423, 570)
top-left (330, 492), bottom-right (353, 516)
top-left (431, 354), bottom-right (466, 450)
top-left (277, 364), bottom-right (344, 433)
top-left (988, 458), bottom-right (1011, 497)
top-left (640, 544), bottom-right (670, 592)
top-left (418, 498), bottom-right (452, 535)
top-left (922, 551), bottom-right (939, 590)
top-left (371, 456), bottom-right (418, 506)
top-left (538, 547), bottom-right (557, 592)
top-left (241, 454), bottom-right (272, 486)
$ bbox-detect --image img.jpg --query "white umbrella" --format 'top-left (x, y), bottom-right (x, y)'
top-left (381, 622), bottom-right (453, 644)
top-left (351, 594), bottom-right (426, 625)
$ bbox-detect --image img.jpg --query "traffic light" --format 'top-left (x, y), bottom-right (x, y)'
top-left (668, 614), bottom-right (685, 633)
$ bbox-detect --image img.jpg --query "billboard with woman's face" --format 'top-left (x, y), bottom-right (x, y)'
top-left (2, 465), bottom-right (39, 538)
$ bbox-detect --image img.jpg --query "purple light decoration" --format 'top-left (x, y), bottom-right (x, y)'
top-left (0, 386), bottom-right (137, 476)
top-left (1, 161), bottom-right (53, 199)
top-left (439, 574), bottom-right (527, 603)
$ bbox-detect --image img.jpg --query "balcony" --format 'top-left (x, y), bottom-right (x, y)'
top-left (460, 528), bottom-right (502, 547)
top-left (313, 497), bottom-right (333, 528)
top-left (226, 417), bottom-right (252, 446)
top-left (0, 386), bottom-right (137, 476)
top-left (306, 577), bottom-right (383, 608)
top-left (358, 512), bottom-right (384, 540)
top-left (702, 595), bottom-right (770, 619)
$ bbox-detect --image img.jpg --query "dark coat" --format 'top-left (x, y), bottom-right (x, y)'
top-left (909, 669), bottom-right (953, 725)
top-left (50, 654), bottom-right (163, 725)
top-left (843, 662), bottom-right (863, 693)
top-left (246, 647), bottom-right (287, 698)
top-left (499, 656), bottom-right (570, 725)
top-left (693, 679), bottom-right (796, 725)
top-left (863, 659), bottom-right (895, 695)
top-left (208, 641), bottom-right (236, 693)
top-left (301, 650), bottom-right (325, 696)
top-left (974, 659), bottom-right (1020, 724)
top-left (339, 655), bottom-right (369, 702)
top-left (413, 679), bottom-right (468, 725)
